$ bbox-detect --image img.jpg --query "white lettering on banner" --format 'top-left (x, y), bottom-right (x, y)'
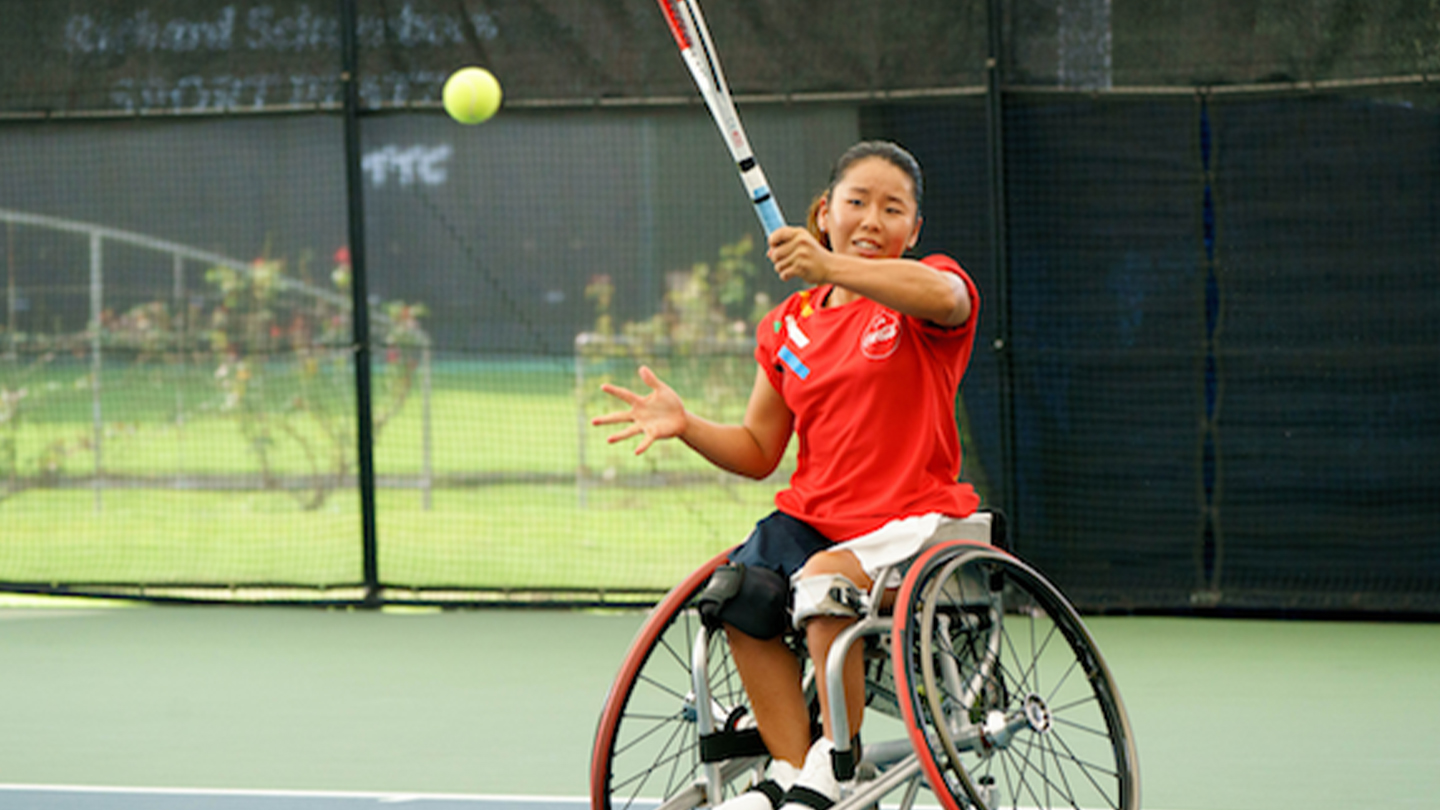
top-left (243, 5), bottom-right (334, 52)
top-left (64, 8), bottom-right (238, 54)
top-left (362, 145), bottom-right (453, 188)
top-left (62, 3), bottom-right (501, 113)
top-left (63, 3), bottom-right (498, 55)
top-left (104, 69), bottom-right (462, 113)
top-left (108, 72), bottom-right (332, 112)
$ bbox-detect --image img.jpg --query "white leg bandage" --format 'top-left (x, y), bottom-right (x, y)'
top-left (791, 572), bottom-right (868, 630)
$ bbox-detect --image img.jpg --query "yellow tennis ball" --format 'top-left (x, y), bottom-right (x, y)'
top-left (442, 67), bottom-right (502, 124)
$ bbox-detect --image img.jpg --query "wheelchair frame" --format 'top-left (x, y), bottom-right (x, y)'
top-left (591, 512), bottom-right (1140, 810)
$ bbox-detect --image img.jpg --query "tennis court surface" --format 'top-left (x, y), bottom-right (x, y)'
top-left (1, 600), bottom-right (1437, 810)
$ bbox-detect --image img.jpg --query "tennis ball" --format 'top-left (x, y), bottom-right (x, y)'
top-left (442, 67), bottom-right (502, 124)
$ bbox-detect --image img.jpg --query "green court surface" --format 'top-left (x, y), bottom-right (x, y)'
top-left (0, 600), bottom-right (1436, 809)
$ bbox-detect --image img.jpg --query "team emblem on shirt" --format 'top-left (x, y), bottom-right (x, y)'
top-left (860, 311), bottom-right (901, 360)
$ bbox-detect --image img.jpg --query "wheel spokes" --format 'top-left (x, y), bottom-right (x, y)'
top-left (912, 549), bottom-right (1136, 810)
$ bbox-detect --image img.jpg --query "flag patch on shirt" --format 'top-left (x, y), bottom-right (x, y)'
top-left (785, 315), bottom-right (811, 348)
top-left (777, 345), bottom-right (810, 379)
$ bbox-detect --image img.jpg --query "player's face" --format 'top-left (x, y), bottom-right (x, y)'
top-left (819, 156), bottom-right (921, 260)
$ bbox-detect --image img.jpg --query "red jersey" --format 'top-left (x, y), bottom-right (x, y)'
top-left (755, 254), bottom-right (981, 541)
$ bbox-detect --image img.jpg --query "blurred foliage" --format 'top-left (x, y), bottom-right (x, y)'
top-left (0, 245), bottom-right (428, 510)
top-left (204, 247), bottom-right (427, 510)
top-left (580, 235), bottom-right (772, 473)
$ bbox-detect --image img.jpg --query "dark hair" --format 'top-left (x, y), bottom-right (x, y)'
top-left (806, 140), bottom-right (924, 246)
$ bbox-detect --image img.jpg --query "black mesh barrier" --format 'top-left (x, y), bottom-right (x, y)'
top-left (1, 0), bottom-right (1437, 613)
top-left (1209, 89), bottom-right (1440, 612)
top-left (1001, 95), bottom-right (1205, 608)
top-left (1010, 0), bottom-right (1440, 88)
top-left (4, 1), bottom-right (1435, 115)
top-left (0, 0), bottom-right (990, 116)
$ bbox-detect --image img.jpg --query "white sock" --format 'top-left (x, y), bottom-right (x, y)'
top-left (767, 758), bottom-right (801, 790)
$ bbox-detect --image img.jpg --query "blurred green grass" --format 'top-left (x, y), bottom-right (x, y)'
top-left (0, 357), bottom-right (783, 592)
top-left (3, 356), bottom-right (752, 475)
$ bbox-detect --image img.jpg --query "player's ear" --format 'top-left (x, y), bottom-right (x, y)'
top-left (906, 215), bottom-right (923, 249)
top-left (808, 194), bottom-right (831, 246)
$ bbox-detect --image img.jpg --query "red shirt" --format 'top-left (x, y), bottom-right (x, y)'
top-left (756, 254), bottom-right (981, 541)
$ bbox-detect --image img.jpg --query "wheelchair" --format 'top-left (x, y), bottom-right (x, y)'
top-left (591, 512), bottom-right (1140, 810)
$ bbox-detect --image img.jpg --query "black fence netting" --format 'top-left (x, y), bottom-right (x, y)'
top-left (0, 0), bottom-right (1436, 613)
top-left (1209, 90), bottom-right (1440, 612)
top-left (1009, 0), bottom-right (1439, 88)
top-left (1001, 95), bottom-right (1204, 607)
top-left (0, 0), bottom-right (989, 115)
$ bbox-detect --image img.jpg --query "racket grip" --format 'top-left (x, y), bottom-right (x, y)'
top-left (753, 196), bottom-right (785, 236)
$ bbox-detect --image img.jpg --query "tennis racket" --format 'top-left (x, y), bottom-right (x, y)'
top-left (655, 0), bottom-right (786, 236)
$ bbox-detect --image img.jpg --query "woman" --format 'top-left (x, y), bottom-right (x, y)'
top-left (593, 141), bottom-right (980, 810)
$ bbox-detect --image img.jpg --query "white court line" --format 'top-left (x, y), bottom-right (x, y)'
top-left (0, 784), bottom-right (589, 804)
top-left (0, 611), bottom-right (111, 620)
top-left (0, 784), bottom-right (1154, 810)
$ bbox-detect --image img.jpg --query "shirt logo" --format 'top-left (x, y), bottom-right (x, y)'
top-left (860, 311), bottom-right (901, 360)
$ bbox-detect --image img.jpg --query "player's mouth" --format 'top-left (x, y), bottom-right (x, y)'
top-left (851, 238), bottom-right (884, 256)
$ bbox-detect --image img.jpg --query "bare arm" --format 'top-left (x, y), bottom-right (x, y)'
top-left (592, 365), bottom-right (792, 480)
top-left (820, 253), bottom-right (971, 326)
top-left (767, 227), bottom-right (971, 326)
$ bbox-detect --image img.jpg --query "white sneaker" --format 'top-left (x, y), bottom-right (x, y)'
top-left (779, 738), bottom-right (840, 810)
top-left (713, 759), bottom-right (800, 810)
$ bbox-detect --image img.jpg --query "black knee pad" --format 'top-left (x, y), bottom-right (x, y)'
top-left (695, 562), bottom-right (790, 640)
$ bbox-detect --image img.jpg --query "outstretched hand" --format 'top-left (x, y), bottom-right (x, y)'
top-left (591, 365), bottom-right (688, 455)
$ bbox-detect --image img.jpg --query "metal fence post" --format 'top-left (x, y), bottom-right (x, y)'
top-left (421, 342), bottom-right (432, 511)
top-left (89, 232), bottom-right (103, 513)
top-left (986, 0), bottom-right (1016, 548)
top-left (575, 334), bottom-right (588, 510)
top-left (339, 0), bottom-right (380, 606)
top-left (173, 252), bottom-right (186, 490)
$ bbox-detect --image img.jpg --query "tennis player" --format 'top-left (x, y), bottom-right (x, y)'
top-left (594, 140), bottom-right (980, 810)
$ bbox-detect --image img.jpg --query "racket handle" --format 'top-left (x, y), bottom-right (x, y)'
top-left (753, 195), bottom-right (785, 236)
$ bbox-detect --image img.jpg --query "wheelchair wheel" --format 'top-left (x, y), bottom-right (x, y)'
top-left (591, 549), bottom-right (769, 810)
top-left (892, 542), bottom-right (1139, 810)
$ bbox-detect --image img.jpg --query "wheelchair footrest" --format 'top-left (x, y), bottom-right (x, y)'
top-left (699, 727), bottom-right (769, 763)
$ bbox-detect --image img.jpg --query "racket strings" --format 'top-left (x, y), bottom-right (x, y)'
top-left (678, 0), bottom-right (731, 105)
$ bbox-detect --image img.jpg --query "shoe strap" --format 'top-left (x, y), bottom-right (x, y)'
top-left (782, 785), bottom-right (836, 810)
top-left (751, 779), bottom-right (787, 809)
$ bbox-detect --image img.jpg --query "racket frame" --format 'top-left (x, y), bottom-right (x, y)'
top-left (656, 0), bottom-right (786, 235)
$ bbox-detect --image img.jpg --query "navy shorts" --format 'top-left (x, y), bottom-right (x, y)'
top-left (727, 511), bottom-right (833, 579)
